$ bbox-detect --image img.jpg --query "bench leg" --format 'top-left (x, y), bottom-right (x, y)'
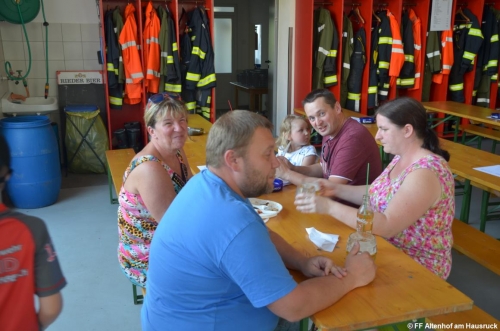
top-left (132, 284), bottom-right (144, 305)
top-left (299, 318), bottom-right (309, 331)
top-left (460, 180), bottom-right (471, 224)
top-left (106, 163), bottom-right (118, 204)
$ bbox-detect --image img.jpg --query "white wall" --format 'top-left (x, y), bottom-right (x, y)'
top-left (31, 0), bottom-right (100, 24)
top-left (0, 0), bottom-right (101, 99)
top-left (273, 0), bottom-right (295, 133)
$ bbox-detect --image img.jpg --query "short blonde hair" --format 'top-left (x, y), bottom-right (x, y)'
top-left (144, 97), bottom-right (188, 128)
top-left (275, 114), bottom-right (310, 150)
top-left (206, 110), bottom-right (273, 168)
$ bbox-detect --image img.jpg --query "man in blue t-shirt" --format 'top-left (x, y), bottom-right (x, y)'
top-left (142, 110), bottom-right (376, 331)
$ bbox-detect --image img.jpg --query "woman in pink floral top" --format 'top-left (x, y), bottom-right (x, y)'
top-left (295, 97), bottom-right (454, 279)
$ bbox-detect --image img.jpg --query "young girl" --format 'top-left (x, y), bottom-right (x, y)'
top-left (276, 115), bottom-right (317, 166)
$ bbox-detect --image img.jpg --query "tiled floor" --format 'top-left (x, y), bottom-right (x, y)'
top-left (13, 143), bottom-right (500, 330)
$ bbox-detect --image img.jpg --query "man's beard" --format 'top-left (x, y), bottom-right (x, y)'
top-left (240, 162), bottom-right (274, 198)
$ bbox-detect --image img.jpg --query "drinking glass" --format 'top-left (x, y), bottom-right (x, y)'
top-left (346, 232), bottom-right (377, 260)
top-left (296, 183), bottom-right (318, 197)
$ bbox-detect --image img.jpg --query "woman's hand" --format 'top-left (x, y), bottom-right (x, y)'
top-left (295, 193), bottom-right (333, 215)
top-left (316, 178), bottom-right (339, 198)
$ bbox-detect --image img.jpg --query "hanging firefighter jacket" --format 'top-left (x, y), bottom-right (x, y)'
top-left (432, 29), bottom-right (453, 85)
top-left (408, 9), bottom-right (422, 91)
top-left (345, 29), bottom-right (366, 112)
top-left (376, 11), bottom-right (392, 102)
top-left (396, 10), bottom-right (415, 89)
top-left (105, 10), bottom-right (123, 110)
top-left (388, 10), bottom-right (405, 88)
top-left (312, 8), bottom-right (334, 89)
top-left (473, 6), bottom-right (499, 107)
top-left (340, 14), bottom-right (353, 107)
top-left (448, 9), bottom-right (483, 103)
top-left (323, 17), bottom-right (339, 87)
top-left (184, 7), bottom-right (216, 120)
top-left (143, 2), bottom-right (161, 94)
top-left (492, 8), bottom-right (500, 102)
top-left (119, 4), bottom-right (144, 105)
top-left (368, 19), bottom-right (380, 109)
top-left (112, 8), bottom-right (125, 86)
top-left (158, 6), bottom-right (182, 94)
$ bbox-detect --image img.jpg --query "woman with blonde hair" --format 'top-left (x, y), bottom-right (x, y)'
top-left (117, 93), bottom-right (193, 291)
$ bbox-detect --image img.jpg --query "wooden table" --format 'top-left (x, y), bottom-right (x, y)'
top-left (230, 81), bottom-right (268, 111)
top-left (422, 101), bottom-right (500, 141)
top-left (259, 186), bottom-right (472, 330)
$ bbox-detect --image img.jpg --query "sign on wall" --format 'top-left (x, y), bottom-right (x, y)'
top-left (57, 71), bottom-right (103, 85)
top-left (430, 0), bottom-right (453, 31)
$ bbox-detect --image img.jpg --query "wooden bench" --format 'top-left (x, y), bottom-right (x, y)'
top-left (105, 148), bottom-right (135, 204)
top-left (458, 123), bottom-right (500, 152)
top-left (427, 219), bottom-right (500, 327)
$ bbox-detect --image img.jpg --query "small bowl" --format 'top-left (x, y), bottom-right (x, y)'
top-left (188, 127), bottom-right (204, 136)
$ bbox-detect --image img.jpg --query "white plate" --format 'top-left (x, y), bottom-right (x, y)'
top-left (249, 198), bottom-right (283, 219)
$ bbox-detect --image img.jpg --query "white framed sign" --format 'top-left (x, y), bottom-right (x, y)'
top-left (57, 71), bottom-right (103, 85)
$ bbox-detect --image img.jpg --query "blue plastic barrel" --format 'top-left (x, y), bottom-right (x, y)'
top-left (0, 116), bottom-right (61, 208)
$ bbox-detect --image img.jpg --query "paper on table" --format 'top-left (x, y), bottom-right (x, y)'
top-left (306, 227), bottom-right (339, 252)
top-left (473, 165), bottom-right (500, 177)
top-left (197, 165), bottom-right (207, 171)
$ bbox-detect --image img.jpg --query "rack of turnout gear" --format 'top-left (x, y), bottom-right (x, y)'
top-left (295, 0), bottom-right (500, 116)
top-left (98, 0), bottom-right (216, 150)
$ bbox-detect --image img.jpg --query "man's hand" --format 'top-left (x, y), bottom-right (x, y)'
top-left (275, 156), bottom-right (294, 180)
top-left (300, 256), bottom-right (347, 278)
top-left (295, 193), bottom-right (332, 215)
top-left (316, 178), bottom-right (339, 198)
top-left (344, 242), bottom-right (377, 288)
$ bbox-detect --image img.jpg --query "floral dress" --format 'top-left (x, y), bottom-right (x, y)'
top-left (117, 152), bottom-right (188, 287)
top-left (368, 154), bottom-right (455, 279)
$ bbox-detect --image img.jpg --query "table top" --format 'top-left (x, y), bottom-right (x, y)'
top-left (229, 81), bottom-right (269, 93)
top-left (422, 101), bottom-right (500, 127)
top-left (261, 186), bottom-right (472, 330)
top-left (181, 112), bottom-right (473, 330)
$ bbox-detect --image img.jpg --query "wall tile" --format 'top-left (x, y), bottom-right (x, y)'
top-left (83, 59), bottom-right (103, 71)
top-left (27, 78), bottom-right (46, 97)
top-left (45, 23), bottom-right (63, 42)
top-left (3, 42), bottom-right (25, 60)
top-left (62, 24), bottom-right (81, 42)
top-left (0, 40), bottom-right (4, 61)
top-left (0, 82), bottom-right (8, 101)
top-left (24, 41), bottom-right (45, 61)
top-left (82, 41), bottom-right (100, 60)
top-left (47, 42), bottom-right (65, 61)
top-left (23, 23), bottom-right (44, 42)
top-left (9, 80), bottom-right (27, 96)
top-left (0, 24), bottom-right (23, 42)
top-left (81, 24), bottom-right (100, 42)
top-left (64, 60), bottom-right (84, 70)
top-left (27, 61), bottom-right (47, 79)
top-left (63, 42), bottom-right (83, 60)
top-left (49, 61), bottom-right (66, 79)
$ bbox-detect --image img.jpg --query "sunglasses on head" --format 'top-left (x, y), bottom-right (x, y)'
top-left (148, 92), bottom-right (180, 104)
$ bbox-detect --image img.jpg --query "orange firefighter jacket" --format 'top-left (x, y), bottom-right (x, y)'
top-left (143, 2), bottom-right (161, 93)
top-left (432, 29), bottom-right (454, 84)
top-left (388, 10), bottom-right (405, 87)
top-left (119, 3), bottom-right (143, 104)
top-left (408, 9), bottom-right (422, 90)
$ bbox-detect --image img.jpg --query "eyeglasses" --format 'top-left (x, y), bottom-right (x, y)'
top-left (148, 92), bottom-right (180, 104)
top-left (0, 169), bottom-right (12, 183)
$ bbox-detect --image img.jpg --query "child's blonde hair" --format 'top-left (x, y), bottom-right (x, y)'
top-left (276, 114), bottom-right (310, 151)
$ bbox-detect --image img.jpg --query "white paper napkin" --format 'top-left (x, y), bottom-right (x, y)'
top-left (306, 227), bottom-right (339, 252)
